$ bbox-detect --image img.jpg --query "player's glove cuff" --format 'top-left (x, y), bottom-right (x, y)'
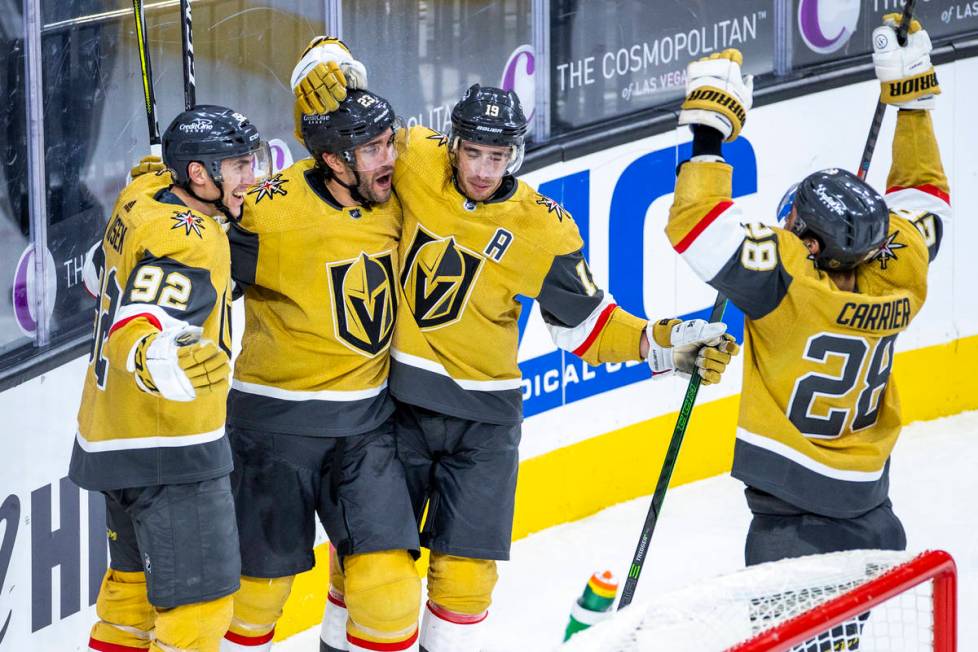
top-left (647, 318), bottom-right (730, 381)
top-left (879, 68), bottom-right (940, 109)
top-left (127, 325), bottom-right (203, 401)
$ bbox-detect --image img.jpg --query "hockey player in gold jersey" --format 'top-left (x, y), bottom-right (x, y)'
top-left (295, 50), bottom-right (741, 649)
top-left (666, 16), bottom-right (949, 581)
top-left (219, 89), bottom-right (422, 652)
top-left (70, 106), bottom-right (272, 652)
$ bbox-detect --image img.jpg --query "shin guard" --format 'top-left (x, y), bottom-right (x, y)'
top-left (89, 569), bottom-right (155, 652)
top-left (343, 550), bottom-right (421, 652)
top-left (222, 575), bottom-right (294, 651)
top-left (153, 595), bottom-right (233, 652)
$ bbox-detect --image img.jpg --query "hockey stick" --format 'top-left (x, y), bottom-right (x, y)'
top-left (856, 0), bottom-right (917, 180)
top-left (132, 0), bottom-right (161, 156)
top-left (618, 291), bottom-right (728, 610)
top-left (179, 0), bottom-right (196, 110)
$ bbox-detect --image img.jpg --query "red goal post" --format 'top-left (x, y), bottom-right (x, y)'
top-left (729, 550), bottom-right (956, 652)
top-left (560, 549), bottom-right (957, 652)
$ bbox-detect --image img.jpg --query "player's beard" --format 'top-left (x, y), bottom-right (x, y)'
top-left (358, 165), bottom-right (394, 205)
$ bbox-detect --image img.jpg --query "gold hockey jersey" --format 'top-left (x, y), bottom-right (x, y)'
top-left (666, 110), bottom-right (950, 517)
top-left (226, 159), bottom-right (402, 436)
top-left (70, 172), bottom-right (234, 491)
top-left (390, 127), bottom-right (647, 424)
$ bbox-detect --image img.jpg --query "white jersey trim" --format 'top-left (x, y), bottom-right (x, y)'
top-left (391, 348), bottom-right (523, 391)
top-left (678, 202), bottom-right (748, 283)
top-left (231, 379), bottom-right (387, 402)
top-left (76, 426), bottom-right (225, 453)
top-left (736, 427), bottom-right (887, 482)
top-left (884, 187), bottom-right (952, 222)
top-left (546, 293), bottom-right (616, 353)
top-left (112, 302), bottom-right (189, 333)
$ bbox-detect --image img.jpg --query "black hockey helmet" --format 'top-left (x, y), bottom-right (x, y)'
top-left (301, 89), bottom-right (402, 170)
top-left (787, 168), bottom-right (889, 271)
top-left (163, 105), bottom-right (269, 185)
top-left (449, 84), bottom-right (527, 174)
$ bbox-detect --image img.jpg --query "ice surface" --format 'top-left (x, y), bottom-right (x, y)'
top-left (278, 411), bottom-right (978, 651)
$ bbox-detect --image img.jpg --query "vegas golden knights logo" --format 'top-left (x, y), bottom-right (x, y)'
top-left (401, 226), bottom-right (483, 329)
top-left (328, 251), bottom-right (397, 356)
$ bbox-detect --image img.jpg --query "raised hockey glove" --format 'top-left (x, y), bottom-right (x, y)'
top-left (291, 36), bottom-right (368, 141)
top-left (873, 14), bottom-right (940, 110)
top-left (128, 154), bottom-right (166, 181)
top-left (678, 49), bottom-right (753, 142)
top-left (128, 325), bottom-right (230, 401)
top-left (647, 318), bottom-right (740, 385)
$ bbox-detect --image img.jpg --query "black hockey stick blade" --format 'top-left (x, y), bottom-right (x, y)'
top-left (618, 292), bottom-right (728, 610)
top-left (856, 0), bottom-right (917, 180)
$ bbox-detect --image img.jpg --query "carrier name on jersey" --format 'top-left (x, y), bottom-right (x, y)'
top-left (836, 297), bottom-right (912, 332)
top-left (400, 224), bottom-right (484, 330)
top-left (327, 250), bottom-right (397, 356)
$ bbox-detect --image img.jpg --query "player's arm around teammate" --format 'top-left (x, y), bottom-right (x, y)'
top-left (218, 90), bottom-right (421, 652)
top-left (293, 42), bottom-right (740, 651)
top-left (292, 43), bottom-right (739, 386)
top-left (71, 107), bottom-right (271, 652)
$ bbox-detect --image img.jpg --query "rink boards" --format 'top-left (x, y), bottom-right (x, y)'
top-left (1, 59), bottom-right (977, 646)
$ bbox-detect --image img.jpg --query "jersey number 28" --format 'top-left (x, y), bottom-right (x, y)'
top-left (787, 333), bottom-right (898, 439)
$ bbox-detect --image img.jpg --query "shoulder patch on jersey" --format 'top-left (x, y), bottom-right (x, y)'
top-left (247, 173), bottom-right (289, 203)
top-left (870, 231), bottom-right (907, 270)
top-left (425, 130), bottom-right (449, 147)
top-left (170, 210), bottom-right (205, 238)
top-left (535, 194), bottom-right (567, 222)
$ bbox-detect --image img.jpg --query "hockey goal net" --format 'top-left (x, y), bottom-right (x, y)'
top-left (561, 549), bottom-right (956, 652)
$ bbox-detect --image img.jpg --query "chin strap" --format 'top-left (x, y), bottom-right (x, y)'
top-left (181, 178), bottom-right (239, 223)
top-left (324, 164), bottom-right (373, 210)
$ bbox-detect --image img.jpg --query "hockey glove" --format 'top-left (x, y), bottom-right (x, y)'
top-left (873, 15), bottom-right (940, 110)
top-left (291, 36), bottom-right (368, 141)
top-left (647, 318), bottom-right (740, 385)
top-left (678, 49), bottom-right (753, 143)
top-left (128, 325), bottom-right (230, 401)
top-left (128, 155), bottom-right (166, 181)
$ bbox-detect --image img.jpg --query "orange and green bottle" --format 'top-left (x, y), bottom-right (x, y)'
top-left (563, 570), bottom-right (619, 641)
